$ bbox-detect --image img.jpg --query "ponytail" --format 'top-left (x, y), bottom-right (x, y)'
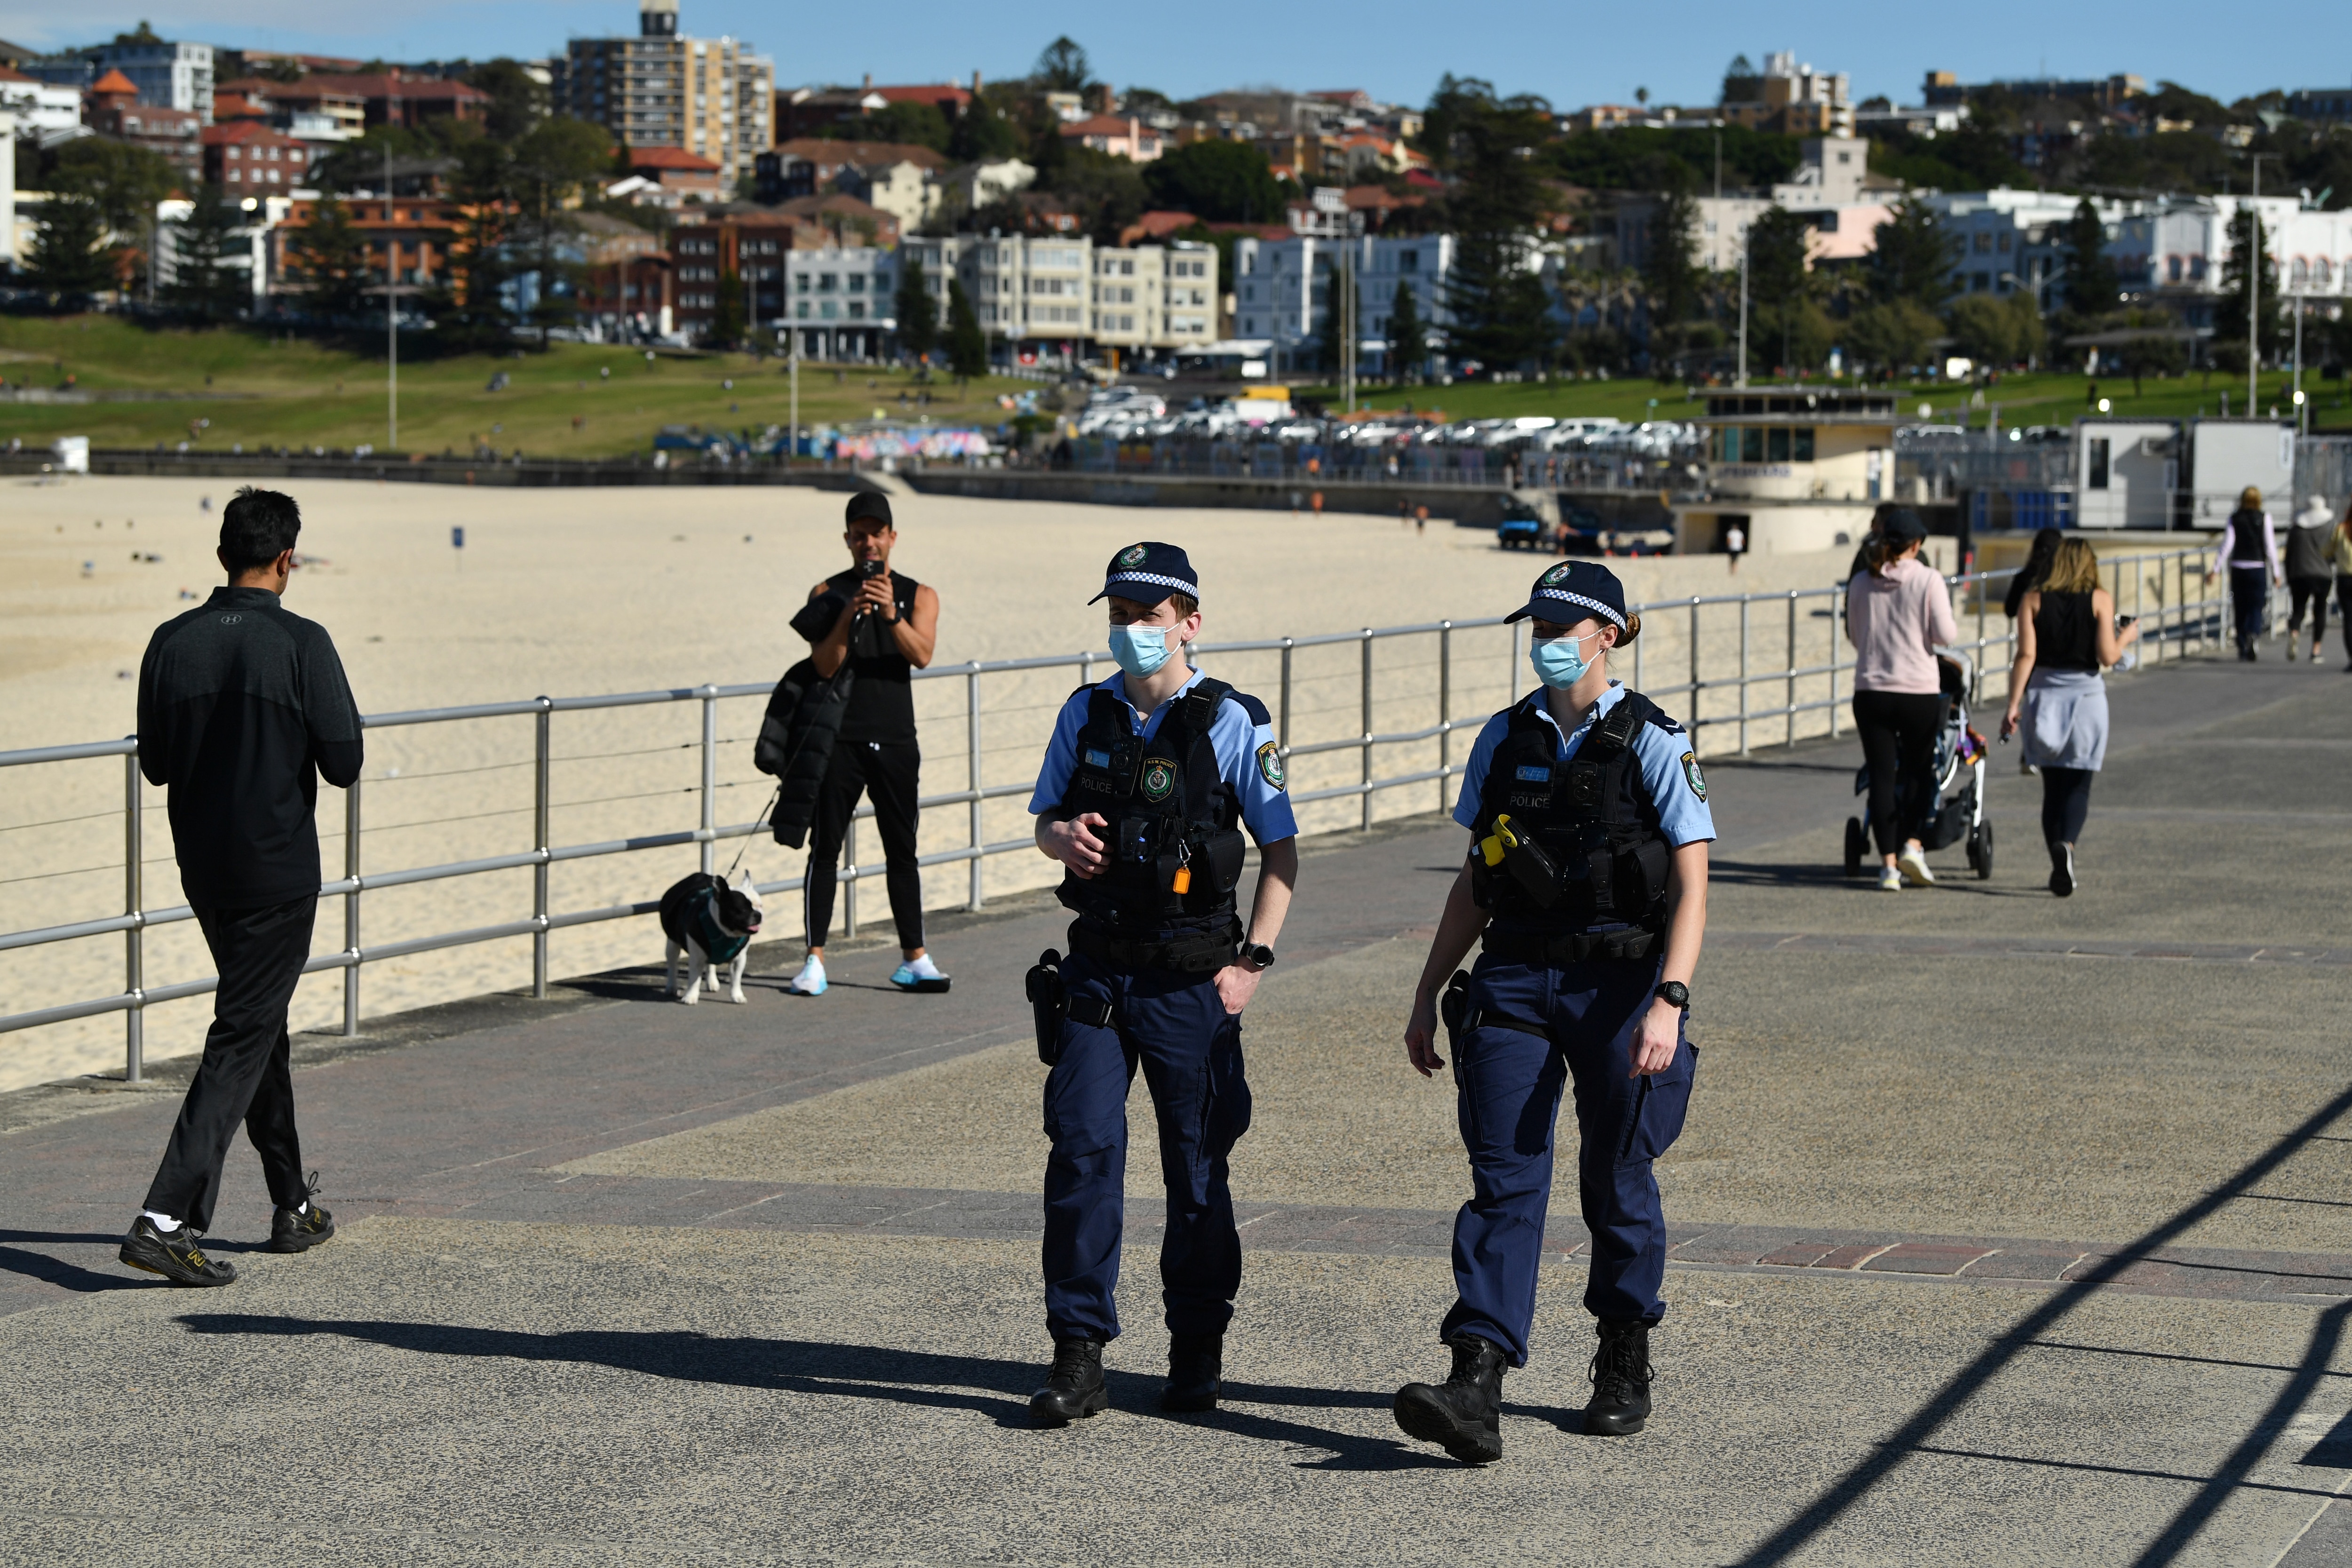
top-left (1615, 611), bottom-right (1642, 647)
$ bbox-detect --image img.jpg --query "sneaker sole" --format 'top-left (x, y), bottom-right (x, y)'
top-left (1392, 1387), bottom-right (1501, 1464)
top-left (890, 978), bottom-right (952, 993)
top-left (118, 1246), bottom-right (236, 1287)
top-left (266, 1224), bottom-right (336, 1254)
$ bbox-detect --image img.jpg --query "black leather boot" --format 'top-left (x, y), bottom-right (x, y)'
top-left (1392, 1333), bottom-right (1507, 1464)
top-left (1029, 1338), bottom-right (1108, 1425)
top-left (1162, 1333), bottom-right (1223, 1413)
top-left (1585, 1319), bottom-right (1653, 1436)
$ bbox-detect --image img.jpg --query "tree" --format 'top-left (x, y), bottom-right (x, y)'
top-left (946, 279), bottom-right (988, 378)
top-left (947, 99), bottom-right (1023, 161)
top-left (26, 195), bottom-right (113, 296)
top-left (1867, 199), bottom-right (1957, 307)
top-left (1143, 139), bottom-right (1286, 224)
top-left (709, 271), bottom-right (747, 348)
top-left (829, 99), bottom-right (952, 152)
top-left (287, 193), bottom-right (372, 322)
top-left (467, 58), bottom-right (548, 142)
top-left (1844, 299), bottom-right (1942, 379)
top-left (1431, 83), bottom-right (1557, 371)
top-left (896, 256), bottom-right (938, 361)
top-left (1386, 279), bottom-right (1426, 381)
top-left (1034, 36), bottom-right (1091, 93)
top-left (165, 184), bottom-right (251, 322)
top-left (44, 137), bottom-right (176, 241)
top-left (2214, 206), bottom-right (2281, 367)
top-left (509, 115), bottom-right (618, 342)
top-left (430, 139), bottom-right (520, 353)
top-left (1640, 178), bottom-right (1702, 331)
top-left (1746, 205), bottom-right (1814, 370)
top-left (1946, 291), bottom-right (2045, 368)
top-left (2057, 199), bottom-right (2120, 320)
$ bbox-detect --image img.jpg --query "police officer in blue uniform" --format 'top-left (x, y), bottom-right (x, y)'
top-left (1025, 542), bottom-right (1300, 1425)
top-left (1392, 559), bottom-right (1713, 1465)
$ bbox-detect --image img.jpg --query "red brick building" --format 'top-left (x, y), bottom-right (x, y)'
top-left (85, 68), bottom-right (202, 177)
top-left (203, 122), bottom-right (317, 192)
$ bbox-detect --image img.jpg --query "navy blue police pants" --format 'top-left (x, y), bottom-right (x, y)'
top-left (1041, 950), bottom-right (1253, 1345)
top-left (1441, 955), bottom-right (1696, 1366)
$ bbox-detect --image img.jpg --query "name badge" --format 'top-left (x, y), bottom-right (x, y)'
top-left (1514, 764), bottom-right (1551, 782)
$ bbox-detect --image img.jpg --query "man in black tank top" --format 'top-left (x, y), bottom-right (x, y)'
top-left (788, 492), bottom-right (946, 995)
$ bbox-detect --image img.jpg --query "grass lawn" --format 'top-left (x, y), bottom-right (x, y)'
top-left (0, 315), bottom-right (1034, 458)
top-left (1291, 368), bottom-right (2352, 431)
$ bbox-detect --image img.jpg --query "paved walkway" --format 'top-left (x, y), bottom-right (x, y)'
top-left (1, 650), bottom-right (2349, 1565)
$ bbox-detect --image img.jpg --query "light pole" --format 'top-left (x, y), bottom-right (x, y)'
top-left (2292, 288), bottom-right (2306, 435)
top-left (2246, 153), bottom-right (2271, 416)
top-left (1735, 223), bottom-right (1749, 388)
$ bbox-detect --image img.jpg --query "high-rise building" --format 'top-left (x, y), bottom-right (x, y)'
top-left (553, 0), bottom-right (772, 197)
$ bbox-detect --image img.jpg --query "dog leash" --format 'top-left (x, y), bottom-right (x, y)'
top-left (724, 785), bottom-right (781, 880)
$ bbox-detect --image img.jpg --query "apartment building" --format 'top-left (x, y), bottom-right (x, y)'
top-left (554, 0), bottom-right (773, 194)
top-left (1232, 233), bottom-right (1457, 374)
top-left (779, 245), bottom-right (899, 360)
top-left (895, 235), bottom-right (1090, 354)
top-left (1089, 241), bottom-right (1218, 356)
top-left (1720, 51), bottom-right (1852, 137)
top-left (203, 121), bottom-right (317, 191)
top-left (85, 70), bottom-right (202, 176)
top-left (0, 66), bottom-right (80, 136)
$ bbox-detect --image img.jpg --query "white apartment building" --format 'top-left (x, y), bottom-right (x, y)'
top-left (554, 0), bottom-right (773, 193)
top-left (0, 72), bottom-right (86, 137)
top-left (898, 235), bottom-right (1091, 352)
top-left (1232, 233), bottom-right (1458, 374)
top-left (1090, 241), bottom-right (1218, 357)
top-left (101, 39), bottom-right (214, 122)
top-left (779, 246), bottom-right (899, 361)
top-left (1926, 189), bottom-right (2134, 309)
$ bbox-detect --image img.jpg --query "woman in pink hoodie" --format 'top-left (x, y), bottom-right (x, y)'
top-left (1845, 508), bottom-right (1958, 891)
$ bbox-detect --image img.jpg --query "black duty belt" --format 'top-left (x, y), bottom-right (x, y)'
top-left (1069, 917), bottom-right (1240, 974)
top-left (1481, 926), bottom-right (1658, 966)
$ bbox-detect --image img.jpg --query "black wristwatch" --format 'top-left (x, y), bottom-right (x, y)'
top-left (1243, 943), bottom-right (1277, 971)
top-left (1653, 981), bottom-right (1690, 1011)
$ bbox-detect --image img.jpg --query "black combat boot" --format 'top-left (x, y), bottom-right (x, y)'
top-left (1392, 1333), bottom-right (1507, 1465)
top-left (1584, 1318), bottom-right (1654, 1436)
top-left (1029, 1338), bottom-right (1108, 1425)
top-left (1162, 1332), bottom-right (1223, 1413)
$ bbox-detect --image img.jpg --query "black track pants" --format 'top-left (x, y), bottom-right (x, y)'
top-left (1851, 690), bottom-right (1944, 857)
top-left (803, 739), bottom-right (924, 952)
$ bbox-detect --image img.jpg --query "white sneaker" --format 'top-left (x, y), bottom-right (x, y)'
top-left (889, 954), bottom-right (951, 993)
top-left (1878, 865), bottom-right (1904, 891)
top-left (785, 955), bottom-right (827, 996)
top-left (1897, 845), bottom-right (1936, 887)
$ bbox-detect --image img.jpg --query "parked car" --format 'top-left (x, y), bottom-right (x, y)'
top-left (1496, 496), bottom-right (1550, 549)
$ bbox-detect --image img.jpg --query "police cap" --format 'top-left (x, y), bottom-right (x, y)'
top-left (1089, 541), bottom-right (1200, 606)
top-left (1504, 558), bottom-right (1628, 630)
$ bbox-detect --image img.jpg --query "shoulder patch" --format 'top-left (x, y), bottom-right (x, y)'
top-left (1256, 740), bottom-right (1287, 791)
top-left (1680, 750), bottom-right (1708, 801)
top-left (1232, 691), bottom-right (1272, 726)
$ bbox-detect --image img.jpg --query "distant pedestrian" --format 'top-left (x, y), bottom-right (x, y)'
top-left (2283, 494), bottom-right (2336, 665)
top-left (1415, 504), bottom-right (1429, 533)
top-left (1845, 507), bottom-right (1958, 891)
top-left (2000, 539), bottom-right (2139, 897)
top-left (2209, 486), bottom-right (2283, 661)
top-left (1723, 521), bottom-right (1746, 574)
top-left (119, 488), bottom-right (356, 1287)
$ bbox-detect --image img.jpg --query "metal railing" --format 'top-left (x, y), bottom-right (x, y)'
top-left (0, 547), bottom-right (2226, 1082)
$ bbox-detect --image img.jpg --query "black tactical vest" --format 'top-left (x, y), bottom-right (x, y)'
top-left (1054, 677), bottom-right (1248, 937)
top-left (1468, 690), bottom-right (1673, 933)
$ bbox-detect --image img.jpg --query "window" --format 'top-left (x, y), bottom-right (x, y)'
top-left (1974, 231), bottom-right (1992, 253)
top-left (1767, 428), bottom-right (1791, 462)
top-left (848, 301), bottom-right (865, 318)
top-left (796, 301), bottom-right (809, 318)
top-left (1120, 259), bottom-right (1133, 276)
top-left (1794, 428), bottom-right (1815, 462)
top-left (795, 274), bottom-right (810, 293)
top-left (2087, 437), bottom-right (2110, 490)
top-left (1400, 249), bottom-right (1418, 271)
top-left (848, 274), bottom-right (865, 293)
top-left (1740, 428), bottom-right (1763, 462)
top-left (818, 273), bottom-right (837, 291)
top-left (821, 301), bottom-right (838, 319)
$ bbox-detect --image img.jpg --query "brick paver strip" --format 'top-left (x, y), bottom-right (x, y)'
top-left (1709, 931), bottom-right (2352, 967)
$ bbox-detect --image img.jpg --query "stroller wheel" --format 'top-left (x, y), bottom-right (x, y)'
top-left (1843, 817), bottom-right (1867, 877)
top-left (1969, 820), bottom-right (1994, 880)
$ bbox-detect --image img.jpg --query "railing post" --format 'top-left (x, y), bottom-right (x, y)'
top-left (1359, 628), bottom-right (1374, 830)
top-left (533, 699), bottom-right (551, 999)
top-left (342, 774), bottom-right (361, 1036)
top-left (124, 746), bottom-right (143, 1083)
top-left (1828, 582), bottom-right (1842, 739)
top-left (966, 661), bottom-right (984, 911)
top-left (1785, 590), bottom-right (1798, 748)
top-left (1737, 595), bottom-right (1751, 758)
top-left (1688, 596), bottom-right (1701, 721)
top-left (699, 684), bottom-right (717, 876)
top-left (1629, 609), bottom-right (1641, 697)
top-left (1437, 621), bottom-right (1452, 813)
top-left (1279, 639), bottom-right (1294, 756)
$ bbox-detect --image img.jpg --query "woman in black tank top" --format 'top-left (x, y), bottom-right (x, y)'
top-left (2000, 539), bottom-right (2140, 897)
top-left (2031, 589), bottom-right (2100, 673)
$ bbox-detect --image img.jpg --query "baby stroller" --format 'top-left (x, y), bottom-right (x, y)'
top-left (1843, 650), bottom-right (1994, 880)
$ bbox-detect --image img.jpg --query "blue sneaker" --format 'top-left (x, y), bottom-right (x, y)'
top-left (889, 955), bottom-right (951, 994)
top-left (785, 955), bottom-right (826, 996)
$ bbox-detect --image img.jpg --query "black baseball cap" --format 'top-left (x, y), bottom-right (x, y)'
top-left (1877, 506), bottom-right (1928, 542)
top-left (845, 491), bottom-right (893, 528)
top-left (1504, 559), bottom-right (1629, 630)
top-left (1089, 541), bottom-right (1200, 606)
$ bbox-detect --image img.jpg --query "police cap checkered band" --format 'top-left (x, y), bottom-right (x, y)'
top-left (1503, 559), bottom-right (1629, 627)
top-left (1088, 541), bottom-right (1200, 605)
top-left (1532, 587), bottom-right (1627, 629)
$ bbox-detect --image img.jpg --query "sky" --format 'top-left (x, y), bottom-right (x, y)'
top-left (0, 0), bottom-right (2338, 109)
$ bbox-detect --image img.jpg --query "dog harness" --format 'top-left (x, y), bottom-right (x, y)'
top-left (685, 885), bottom-right (752, 965)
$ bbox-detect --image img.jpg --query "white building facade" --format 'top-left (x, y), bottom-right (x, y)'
top-left (779, 245), bottom-right (898, 360)
top-left (1232, 233), bottom-right (1458, 375)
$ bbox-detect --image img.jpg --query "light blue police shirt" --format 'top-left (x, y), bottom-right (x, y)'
top-left (1030, 668), bottom-right (1300, 844)
top-left (1451, 682), bottom-right (1716, 848)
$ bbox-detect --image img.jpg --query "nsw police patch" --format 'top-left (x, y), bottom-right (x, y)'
top-left (1541, 562), bottom-right (1575, 586)
top-left (1118, 544), bottom-right (1149, 567)
top-left (1142, 759), bottom-right (1176, 801)
top-left (1680, 750), bottom-right (1708, 801)
top-left (1256, 741), bottom-right (1286, 791)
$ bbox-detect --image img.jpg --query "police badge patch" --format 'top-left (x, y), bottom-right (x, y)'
top-left (1142, 759), bottom-right (1176, 801)
top-left (1256, 741), bottom-right (1286, 791)
top-left (1118, 544), bottom-right (1149, 567)
top-left (1541, 563), bottom-right (1575, 585)
top-left (1680, 750), bottom-right (1708, 801)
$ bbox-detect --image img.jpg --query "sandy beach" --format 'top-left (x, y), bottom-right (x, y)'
top-left (0, 474), bottom-right (1864, 1090)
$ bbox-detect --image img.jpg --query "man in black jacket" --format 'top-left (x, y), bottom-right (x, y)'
top-left (119, 487), bottom-right (361, 1287)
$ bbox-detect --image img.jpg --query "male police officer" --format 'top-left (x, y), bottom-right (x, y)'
top-left (1393, 559), bottom-right (1712, 1465)
top-left (1025, 542), bottom-right (1298, 1424)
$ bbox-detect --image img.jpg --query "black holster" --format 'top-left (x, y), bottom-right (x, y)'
top-left (1438, 970), bottom-right (1472, 1052)
top-left (1025, 949), bottom-right (1067, 1066)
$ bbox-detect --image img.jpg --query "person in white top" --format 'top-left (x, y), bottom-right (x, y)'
top-left (2207, 486), bottom-right (2284, 661)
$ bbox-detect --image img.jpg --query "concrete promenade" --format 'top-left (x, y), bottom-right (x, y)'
top-left (0, 649), bottom-right (2347, 1565)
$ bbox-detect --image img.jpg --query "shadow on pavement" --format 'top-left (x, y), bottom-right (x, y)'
top-left (169, 1317), bottom-right (1449, 1469)
top-left (0, 1237), bottom-right (146, 1295)
top-left (1731, 1085), bottom-right (2352, 1567)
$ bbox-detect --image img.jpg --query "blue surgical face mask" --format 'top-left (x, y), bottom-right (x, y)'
top-left (1530, 628), bottom-right (1602, 690)
top-left (1108, 622), bottom-right (1173, 677)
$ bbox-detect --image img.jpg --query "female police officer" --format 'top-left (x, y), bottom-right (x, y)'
top-left (1025, 542), bottom-right (1299, 1425)
top-left (1393, 558), bottom-right (1712, 1465)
